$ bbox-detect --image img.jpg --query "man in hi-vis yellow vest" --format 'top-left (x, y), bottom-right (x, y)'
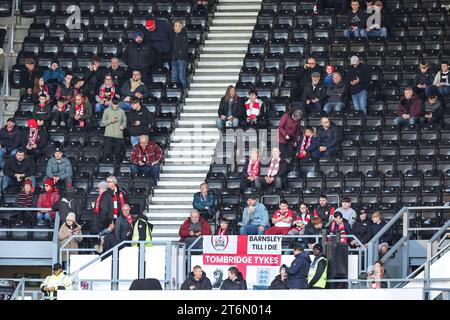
top-left (40, 263), bottom-right (72, 300)
top-left (308, 243), bottom-right (328, 289)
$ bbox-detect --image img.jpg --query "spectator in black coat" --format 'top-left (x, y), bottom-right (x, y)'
top-left (323, 72), bottom-right (348, 114)
top-left (92, 181), bottom-right (114, 234)
top-left (344, 0), bottom-right (368, 39)
top-left (413, 61), bottom-right (435, 101)
top-left (140, 19), bottom-right (175, 67)
top-left (347, 55), bottom-right (369, 115)
top-left (83, 56), bottom-right (104, 102)
top-left (369, 211), bottom-right (392, 256)
top-left (1, 148), bottom-right (36, 192)
top-left (32, 94), bottom-right (53, 129)
top-left (20, 58), bottom-right (41, 94)
top-left (171, 21), bottom-right (190, 89)
top-left (317, 116), bottom-right (340, 158)
top-left (181, 266), bottom-right (213, 290)
top-left (0, 118), bottom-right (21, 169)
top-left (257, 147), bottom-right (288, 189)
top-left (300, 72), bottom-right (326, 114)
top-left (21, 119), bottom-right (48, 161)
top-left (216, 85), bottom-right (243, 130)
top-left (127, 98), bottom-right (154, 146)
top-left (285, 244), bottom-right (311, 289)
top-left (269, 265), bottom-right (288, 289)
top-left (351, 209), bottom-right (372, 247)
top-left (294, 57), bottom-right (324, 102)
top-left (52, 187), bottom-right (83, 226)
top-left (220, 267), bottom-right (247, 290)
top-left (423, 94), bottom-right (442, 124)
top-left (114, 204), bottom-right (133, 242)
top-left (304, 217), bottom-right (324, 249)
top-left (100, 57), bottom-right (127, 88)
top-left (123, 31), bottom-right (158, 86)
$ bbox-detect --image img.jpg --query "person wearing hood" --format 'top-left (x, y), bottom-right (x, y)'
top-left (220, 266), bottom-right (247, 290)
top-left (36, 178), bottom-right (60, 222)
top-left (285, 244), bottom-right (311, 289)
top-left (317, 116), bottom-right (340, 158)
top-left (139, 19), bottom-right (175, 68)
top-left (269, 265), bottom-right (288, 289)
top-left (351, 209), bottom-right (372, 247)
top-left (52, 187), bottom-right (83, 226)
top-left (308, 243), bottom-right (328, 289)
top-left (58, 212), bottom-right (82, 262)
top-left (1, 148), bottom-right (36, 191)
top-left (181, 265), bottom-right (212, 290)
top-left (0, 118), bottom-right (21, 170)
top-left (171, 20), bottom-right (189, 89)
top-left (123, 31), bottom-right (158, 86)
top-left (32, 93), bottom-right (53, 129)
top-left (45, 147), bottom-right (73, 188)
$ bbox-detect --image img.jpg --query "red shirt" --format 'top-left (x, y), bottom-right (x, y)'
top-left (273, 209), bottom-right (294, 228)
top-left (130, 142), bottom-right (162, 165)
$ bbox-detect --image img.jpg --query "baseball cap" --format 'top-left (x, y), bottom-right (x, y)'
top-left (350, 55), bottom-right (359, 65)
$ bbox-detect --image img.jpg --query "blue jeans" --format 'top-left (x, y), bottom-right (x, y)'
top-left (131, 164), bottom-right (160, 186)
top-left (240, 224), bottom-right (269, 235)
top-left (216, 118), bottom-right (240, 130)
top-left (394, 117), bottom-right (417, 126)
top-left (344, 28), bottom-right (368, 39)
top-left (323, 102), bottom-right (345, 114)
top-left (1, 175), bottom-right (36, 191)
top-left (95, 103), bottom-right (109, 113)
top-left (367, 27), bottom-right (388, 38)
top-left (119, 101), bottom-right (132, 111)
top-left (130, 136), bottom-right (140, 147)
top-left (437, 85), bottom-right (450, 97)
top-left (351, 90), bottom-right (368, 115)
top-left (0, 147), bottom-right (17, 169)
top-left (37, 212), bottom-right (52, 221)
top-left (299, 101), bottom-right (322, 114)
top-left (171, 59), bottom-right (188, 89)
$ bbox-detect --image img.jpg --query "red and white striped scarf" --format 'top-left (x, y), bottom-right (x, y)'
top-left (112, 188), bottom-right (125, 219)
top-left (245, 99), bottom-right (261, 119)
top-left (28, 128), bottom-right (39, 146)
top-left (298, 135), bottom-right (312, 159)
top-left (330, 220), bottom-right (348, 244)
top-left (99, 83), bottom-right (116, 101)
top-left (296, 212), bottom-right (311, 225)
top-left (268, 157), bottom-right (281, 177)
top-left (247, 158), bottom-right (260, 177)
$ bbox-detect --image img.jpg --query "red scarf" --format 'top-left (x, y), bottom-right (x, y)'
top-left (75, 100), bottom-right (85, 128)
top-left (245, 99), bottom-right (261, 119)
top-left (112, 188), bottom-right (125, 219)
top-left (330, 221), bottom-right (348, 244)
top-left (296, 212), bottom-right (311, 225)
top-left (298, 135), bottom-right (312, 159)
top-left (58, 103), bottom-right (67, 112)
top-left (38, 103), bottom-right (46, 110)
top-left (125, 213), bottom-right (133, 226)
top-left (99, 84), bottom-right (116, 101)
top-left (268, 158), bottom-right (281, 177)
top-left (94, 192), bottom-right (103, 215)
top-left (247, 158), bottom-right (260, 177)
top-left (28, 128), bottom-right (39, 145)
top-left (217, 227), bottom-right (227, 236)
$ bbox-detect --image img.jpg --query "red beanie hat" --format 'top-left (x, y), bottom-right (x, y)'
top-left (28, 118), bottom-right (38, 128)
top-left (145, 19), bottom-right (156, 31)
top-left (44, 178), bottom-right (54, 188)
top-left (23, 179), bottom-right (34, 192)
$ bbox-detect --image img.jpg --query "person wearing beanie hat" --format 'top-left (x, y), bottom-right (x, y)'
top-left (43, 59), bottom-right (65, 96)
top-left (59, 211), bottom-right (82, 262)
top-left (15, 178), bottom-right (35, 208)
top-left (92, 181), bottom-right (114, 234)
top-left (122, 26), bottom-right (158, 86)
top-left (138, 18), bottom-right (174, 68)
top-left (45, 147), bottom-right (73, 188)
top-left (308, 243), bottom-right (328, 289)
top-left (36, 178), bottom-right (60, 222)
top-left (21, 118), bottom-right (49, 161)
top-left (0, 117), bottom-right (21, 170)
top-left (1, 148), bottom-right (36, 192)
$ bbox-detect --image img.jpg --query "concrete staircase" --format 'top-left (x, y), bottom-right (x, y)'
top-left (147, 0), bottom-right (261, 241)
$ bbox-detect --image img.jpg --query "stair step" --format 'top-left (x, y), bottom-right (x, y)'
top-left (163, 157), bottom-right (212, 163)
top-left (146, 212), bottom-right (188, 219)
top-left (217, 5), bottom-right (261, 10)
top-left (195, 68), bottom-right (241, 73)
top-left (161, 166), bottom-right (210, 172)
top-left (152, 237), bottom-right (180, 242)
top-left (192, 75), bottom-right (239, 81)
top-left (171, 134), bottom-right (219, 142)
top-left (209, 26), bottom-right (254, 31)
top-left (208, 32), bottom-right (252, 39)
top-left (200, 53), bottom-right (246, 58)
top-left (205, 39), bottom-right (250, 44)
top-left (180, 112), bottom-right (217, 117)
top-left (170, 142), bottom-right (217, 148)
top-left (147, 220), bottom-right (185, 226)
top-left (151, 196), bottom-right (194, 202)
top-left (183, 105), bottom-right (220, 111)
top-left (197, 61), bottom-right (242, 67)
top-left (154, 188), bottom-right (200, 194)
top-left (148, 204), bottom-right (194, 209)
top-left (152, 229), bottom-right (181, 235)
top-left (214, 12), bottom-right (258, 17)
top-left (213, 19), bottom-right (257, 25)
top-left (168, 149), bottom-right (214, 156)
top-left (202, 46), bottom-right (247, 52)
top-left (160, 173), bottom-right (206, 178)
top-left (174, 127), bottom-right (218, 132)
top-left (190, 82), bottom-right (235, 88)
top-left (188, 90), bottom-right (230, 96)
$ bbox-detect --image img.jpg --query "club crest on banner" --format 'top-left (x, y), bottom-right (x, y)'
top-left (211, 235), bottom-right (229, 252)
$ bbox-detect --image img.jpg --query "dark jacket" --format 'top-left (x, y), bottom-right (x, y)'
top-left (21, 127), bottom-right (48, 151)
top-left (20, 68), bottom-right (41, 89)
top-left (214, 225), bottom-right (234, 235)
top-left (32, 103), bottom-right (53, 123)
top-left (180, 271), bottom-right (213, 290)
top-left (68, 101), bottom-right (92, 121)
top-left (93, 190), bottom-right (114, 234)
top-left (114, 214), bottom-right (133, 242)
top-left (301, 82), bottom-right (326, 103)
top-left (325, 81), bottom-right (348, 103)
top-left (317, 122), bottom-right (340, 149)
top-left (269, 274), bottom-right (288, 290)
top-left (193, 191), bottom-right (215, 213)
top-left (397, 95), bottom-right (423, 117)
top-left (346, 9), bottom-right (367, 29)
top-left (304, 224), bottom-right (323, 244)
top-left (52, 194), bottom-right (83, 225)
top-left (351, 217), bottom-right (372, 244)
top-left (123, 41), bottom-right (158, 71)
top-left (100, 66), bottom-right (127, 88)
top-left (413, 70), bottom-right (434, 88)
top-left (424, 98), bottom-right (442, 120)
top-left (296, 135), bottom-right (320, 157)
top-left (313, 205), bottom-right (336, 226)
top-left (0, 126), bottom-right (22, 154)
top-left (217, 97), bottom-right (243, 119)
top-left (347, 64), bottom-right (369, 95)
top-left (120, 80), bottom-right (150, 99)
top-left (126, 106), bottom-right (153, 137)
top-left (369, 220), bottom-right (393, 245)
top-left (220, 272), bottom-right (247, 290)
top-left (83, 66), bottom-right (104, 96)
top-left (278, 112), bottom-right (301, 145)
top-left (139, 20), bottom-right (175, 54)
top-left (286, 251), bottom-right (311, 289)
top-left (3, 155), bottom-right (36, 179)
top-left (295, 65), bottom-right (324, 95)
top-left (172, 29), bottom-right (189, 61)
top-left (308, 254), bottom-right (327, 288)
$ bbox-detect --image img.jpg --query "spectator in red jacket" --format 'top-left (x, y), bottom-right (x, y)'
top-left (278, 109), bottom-right (302, 163)
top-left (265, 200), bottom-right (295, 235)
top-left (179, 209), bottom-right (212, 250)
top-left (36, 178), bottom-right (60, 222)
top-left (394, 87), bottom-right (423, 126)
top-left (130, 135), bottom-right (162, 187)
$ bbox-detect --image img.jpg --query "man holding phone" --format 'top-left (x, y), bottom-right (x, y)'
top-left (127, 97), bottom-right (154, 147)
top-left (347, 56), bottom-right (369, 115)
